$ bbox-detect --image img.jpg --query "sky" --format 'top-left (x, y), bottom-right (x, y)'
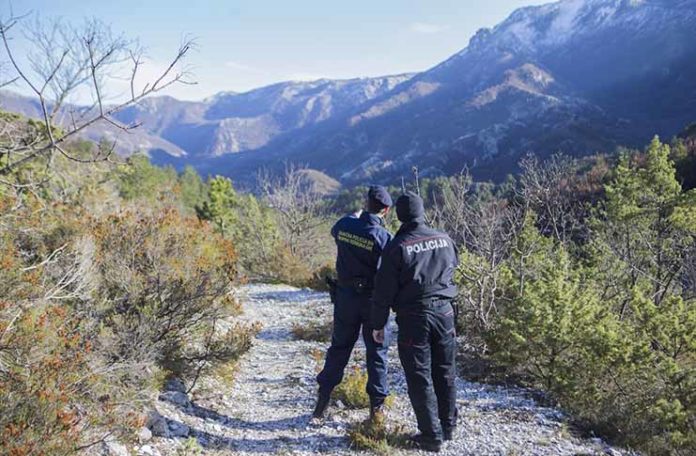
top-left (3, 0), bottom-right (550, 102)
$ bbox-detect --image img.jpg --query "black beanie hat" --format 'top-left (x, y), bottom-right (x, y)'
top-left (396, 191), bottom-right (425, 222)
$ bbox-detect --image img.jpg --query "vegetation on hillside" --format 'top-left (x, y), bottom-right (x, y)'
top-left (2, 10), bottom-right (695, 455)
top-left (433, 138), bottom-right (696, 455)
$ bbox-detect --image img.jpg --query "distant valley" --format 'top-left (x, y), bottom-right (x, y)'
top-left (2, 0), bottom-right (696, 186)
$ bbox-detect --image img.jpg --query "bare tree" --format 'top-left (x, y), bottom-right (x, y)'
top-left (518, 153), bottom-right (590, 244)
top-left (430, 170), bottom-right (473, 246)
top-left (0, 12), bottom-right (195, 187)
top-left (431, 171), bottom-right (525, 342)
top-left (259, 163), bottom-right (330, 267)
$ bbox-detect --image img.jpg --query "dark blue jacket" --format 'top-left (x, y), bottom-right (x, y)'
top-left (332, 211), bottom-right (393, 287)
top-left (371, 220), bottom-right (458, 329)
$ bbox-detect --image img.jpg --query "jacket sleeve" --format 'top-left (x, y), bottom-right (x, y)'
top-left (331, 218), bottom-right (341, 240)
top-left (371, 244), bottom-right (401, 330)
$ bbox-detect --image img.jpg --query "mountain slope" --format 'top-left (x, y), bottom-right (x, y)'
top-left (0, 91), bottom-right (188, 157)
top-left (204, 0), bottom-right (696, 184)
top-left (3, 0), bottom-right (696, 184)
top-left (112, 75), bottom-right (413, 158)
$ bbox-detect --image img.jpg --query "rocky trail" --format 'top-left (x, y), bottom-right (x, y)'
top-left (133, 284), bottom-right (635, 456)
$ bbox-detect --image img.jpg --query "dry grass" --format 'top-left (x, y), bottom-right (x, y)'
top-left (347, 414), bottom-right (410, 455)
top-left (291, 319), bottom-right (333, 342)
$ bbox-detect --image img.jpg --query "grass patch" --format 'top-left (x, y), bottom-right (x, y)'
top-left (348, 414), bottom-right (410, 455)
top-left (334, 367), bottom-right (370, 409)
top-left (291, 319), bottom-right (333, 342)
top-left (333, 367), bottom-right (396, 410)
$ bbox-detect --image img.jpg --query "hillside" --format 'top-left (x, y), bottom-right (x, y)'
top-left (206, 0), bottom-right (696, 184)
top-left (2, 0), bottom-right (696, 186)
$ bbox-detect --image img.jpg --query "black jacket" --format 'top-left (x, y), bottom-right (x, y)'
top-left (332, 211), bottom-right (393, 286)
top-left (371, 219), bottom-right (458, 329)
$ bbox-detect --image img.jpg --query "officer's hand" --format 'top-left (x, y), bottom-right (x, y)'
top-left (372, 329), bottom-right (385, 344)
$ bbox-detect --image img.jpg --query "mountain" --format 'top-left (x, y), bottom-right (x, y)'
top-left (206, 0), bottom-right (696, 184)
top-left (111, 75), bottom-right (413, 158)
top-left (0, 74), bottom-right (412, 163)
top-left (2, 0), bottom-right (696, 185)
top-left (0, 91), bottom-right (188, 157)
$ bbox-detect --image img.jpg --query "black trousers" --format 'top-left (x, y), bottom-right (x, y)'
top-left (316, 286), bottom-right (390, 404)
top-left (397, 300), bottom-right (457, 443)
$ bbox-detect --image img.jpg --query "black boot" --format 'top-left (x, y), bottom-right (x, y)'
top-left (443, 427), bottom-right (455, 441)
top-left (408, 434), bottom-right (442, 453)
top-left (312, 390), bottom-right (331, 419)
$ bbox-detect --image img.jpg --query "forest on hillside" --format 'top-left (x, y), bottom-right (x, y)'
top-left (3, 99), bottom-right (696, 454)
top-left (1, 11), bottom-right (695, 456)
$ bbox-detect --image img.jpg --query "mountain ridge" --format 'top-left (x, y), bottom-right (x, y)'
top-left (2, 0), bottom-right (695, 185)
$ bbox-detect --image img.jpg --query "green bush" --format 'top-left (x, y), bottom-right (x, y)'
top-left (0, 195), bottom-right (144, 454)
top-left (455, 138), bottom-right (696, 455)
top-left (0, 187), bottom-right (256, 452)
top-left (91, 209), bottom-right (256, 386)
top-left (334, 367), bottom-right (370, 409)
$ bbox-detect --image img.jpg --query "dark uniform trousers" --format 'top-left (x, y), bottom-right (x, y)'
top-left (397, 299), bottom-right (457, 442)
top-left (316, 286), bottom-right (390, 404)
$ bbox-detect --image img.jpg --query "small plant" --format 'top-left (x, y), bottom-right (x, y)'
top-left (333, 367), bottom-right (370, 409)
top-left (291, 319), bottom-right (333, 342)
top-left (347, 414), bottom-right (409, 455)
top-left (176, 437), bottom-right (203, 456)
top-left (308, 347), bottom-right (325, 373)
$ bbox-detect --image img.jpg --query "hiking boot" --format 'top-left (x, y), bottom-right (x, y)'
top-left (408, 434), bottom-right (442, 453)
top-left (312, 390), bottom-right (331, 419)
top-left (443, 427), bottom-right (455, 441)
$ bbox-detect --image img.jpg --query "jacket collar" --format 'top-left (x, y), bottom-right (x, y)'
top-left (396, 218), bottom-right (426, 236)
top-left (360, 211), bottom-right (385, 227)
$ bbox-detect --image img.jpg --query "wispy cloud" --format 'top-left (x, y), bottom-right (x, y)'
top-left (410, 22), bottom-right (450, 34)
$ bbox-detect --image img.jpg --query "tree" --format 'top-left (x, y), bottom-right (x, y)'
top-left (178, 165), bottom-right (208, 214)
top-left (598, 136), bottom-right (696, 315)
top-left (197, 176), bottom-right (284, 279)
top-left (0, 13), bottom-right (194, 188)
top-left (259, 164), bottom-right (329, 261)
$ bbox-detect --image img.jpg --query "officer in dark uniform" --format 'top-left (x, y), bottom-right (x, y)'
top-left (313, 186), bottom-right (394, 419)
top-left (371, 192), bottom-right (458, 453)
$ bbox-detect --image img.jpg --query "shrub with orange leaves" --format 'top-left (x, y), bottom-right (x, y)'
top-left (90, 208), bottom-right (256, 389)
top-left (1, 191), bottom-right (255, 454)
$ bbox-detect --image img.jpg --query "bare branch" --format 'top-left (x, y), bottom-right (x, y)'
top-left (0, 14), bottom-right (195, 185)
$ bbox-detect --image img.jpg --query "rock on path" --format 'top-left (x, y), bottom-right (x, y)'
top-left (143, 284), bottom-right (635, 456)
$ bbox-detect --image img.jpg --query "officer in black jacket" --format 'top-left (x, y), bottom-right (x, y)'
top-left (313, 186), bottom-right (394, 420)
top-left (371, 192), bottom-right (458, 453)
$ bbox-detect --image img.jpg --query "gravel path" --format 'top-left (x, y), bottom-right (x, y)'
top-left (143, 284), bottom-right (635, 456)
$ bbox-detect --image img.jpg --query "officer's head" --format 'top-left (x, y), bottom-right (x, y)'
top-left (366, 185), bottom-right (392, 217)
top-left (396, 191), bottom-right (425, 223)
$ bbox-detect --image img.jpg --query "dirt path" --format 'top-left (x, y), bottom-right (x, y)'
top-left (143, 284), bottom-right (634, 456)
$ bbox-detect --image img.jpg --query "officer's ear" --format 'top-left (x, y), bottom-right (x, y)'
top-left (380, 206), bottom-right (391, 218)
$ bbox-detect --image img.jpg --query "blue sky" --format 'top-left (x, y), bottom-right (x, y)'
top-left (5, 0), bottom-right (549, 101)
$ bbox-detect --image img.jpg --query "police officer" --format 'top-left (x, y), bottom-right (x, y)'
top-left (371, 192), bottom-right (458, 453)
top-left (313, 186), bottom-right (394, 419)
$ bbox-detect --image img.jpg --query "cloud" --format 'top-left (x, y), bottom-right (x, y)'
top-left (410, 22), bottom-right (450, 34)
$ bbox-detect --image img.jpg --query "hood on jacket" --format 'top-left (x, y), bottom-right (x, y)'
top-left (396, 191), bottom-right (425, 223)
